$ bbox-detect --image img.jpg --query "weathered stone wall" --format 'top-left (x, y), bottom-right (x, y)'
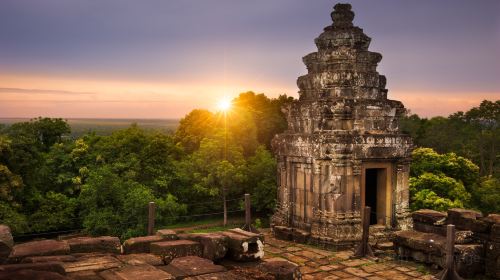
top-left (271, 3), bottom-right (413, 245)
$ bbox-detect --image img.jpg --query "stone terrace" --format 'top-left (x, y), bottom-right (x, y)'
top-left (261, 229), bottom-right (438, 280)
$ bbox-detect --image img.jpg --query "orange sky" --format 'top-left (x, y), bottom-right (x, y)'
top-left (1, 72), bottom-right (497, 119)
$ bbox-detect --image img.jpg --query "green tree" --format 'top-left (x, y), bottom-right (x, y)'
top-left (471, 177), bottom-right (500, 214)
top-left (79, 166), bottom-right (186, 239)
top-left (176, 134), bottom-right (247, 225)
top-left (410, 148), bottom-right (477, 211)
top-left (246, 146), bottom-right (277, 212)
top-left (175, 109), bottom-right (216, 153)
top-left (29, 192), bottom-right (77, 232)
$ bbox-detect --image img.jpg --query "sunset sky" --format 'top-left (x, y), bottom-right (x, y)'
top-left (1, 0), bottom-right (499, 119)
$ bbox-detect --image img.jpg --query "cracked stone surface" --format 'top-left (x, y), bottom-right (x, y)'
top-left (261, 230), bottom-right (438, 280)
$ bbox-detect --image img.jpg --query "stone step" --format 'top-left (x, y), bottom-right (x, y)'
top-left (0, 262), bottom-right (66, 275)
top-left (66, 236), bottom-right (121, 254)
top-left (123, 235), bottom-right (165, 254)
top-left (156, 229), bottom-right (178, 240)
top-left (150, 240), bottom-right (203, 264)
top-left (62, 255), bottom-right (122, 273)
top-left (21, 255), bottom-right (77, 263)
top-left (116, 253), bottom-right (163, 266)
top-left (8, 240), bottom-right (70, 263)
top-left (177, 233), bottom-right (228, 260)
top-left (100, 264), bottom-right (174, 280)
top-left (160, 256), bottom-right (226, 279)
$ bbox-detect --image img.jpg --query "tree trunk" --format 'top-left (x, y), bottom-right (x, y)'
top-left (489, 137), bottom-right (495, 177)
top-left (223, 190), bottom-right (227, 227)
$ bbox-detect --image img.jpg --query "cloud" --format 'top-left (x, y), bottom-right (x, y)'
top-left (0, 87), bottom-right (96, 95)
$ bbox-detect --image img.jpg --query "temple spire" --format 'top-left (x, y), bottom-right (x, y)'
top-left (331, 3), bottom-right (354, 28)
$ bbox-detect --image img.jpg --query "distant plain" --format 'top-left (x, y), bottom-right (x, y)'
top-left (0, 118), bottom-right (179, 137)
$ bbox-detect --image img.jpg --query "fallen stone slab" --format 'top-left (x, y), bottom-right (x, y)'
top-left (123, 235), bottom-right (165, 254)
top-left (0, 269), bottom-right (70, 280)
top-left (116, 253), bottom-right (163, 266)
top-left (66, 236), bottom-right (121, 254)
top-left (100, 264), bottom-right (174, 280)
top-left (9, 239), bottom-right (70, 262)
top-left (161, 256), bottom-right (226, 279)
top-left (221, 228), bottom-right (264, 261)
top-left (150, 240), bottom-right (202, 264)
top-left (0, 226), bottom-right (13, 265)
top-left (156, 229), bottom-right (178, 240)
top-left (393, 230), bottom-right (445, 255)
top-left (259, 260), bottom-right (301, 280)
top-left (412, 209), bottom-right (447, 225)
top-left (21, 255), bottom-right (77, 263)
top-left (62, 255), bottom-right (122, 273)
top-left (0, 262), bottom-right (66, 275)
top-left (178, 233), bottom-right (228, 260)
top-left (446, 208), bottom-right (489, 233)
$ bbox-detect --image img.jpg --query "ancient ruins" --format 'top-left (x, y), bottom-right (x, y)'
top-left (271, 3), bottom-right (413, 245)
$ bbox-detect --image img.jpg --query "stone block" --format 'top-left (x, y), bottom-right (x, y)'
top-left (21, 255), bottom-right (77, 263)
top-left (161, 256), bottom-right (226, 279)
top-left (116, 253), bottom-right (163, 266)
top-left (259, 260), bottom-right (301, 280)
top-left (123, 235), bottom-right (164, 254)
top-left (0, 269), bottom-right (70, 280)
top-left (392, 230), bottom-right (445, 255)
top-left (413, 222), bottom-right (446, 235)
top-left (67, 270), bottom-right (103, 280)
top-left (183, 271), bottom-right (241, 280)
top-left (66, 236), bottom-right (121, 254)
top-left (482, 213), bottom-right (500, 224)
top-left (412, 209), bottom-right (447, 225)
top-left (0, 262), bottom-right (66, 275)
top-left (150, 240), bottom-right (202, 264)
top-left (490, 224), bottom-right (500, 243)
top-left (221, 228), bottom-right (264, 261)
top-left (485, 241), bottom-right (500, 279)
top-left (0, 225), bottom-right (13, 264)
top-left (62, 255), bottom-right (121, 273)
top-left (156, 229), bottom-right (178, 240)
top-left (292, 229), bottom-right (310, 244)
top-left (100, 264), bottom-right (174, 280)
top-left (446, 208), bottom-right (490, 233)
top-left (177, 233), bottom-right (228, 260)
top-left (273, 226), bottom-right (293, 241)
top-left (455, 244), bottom-right (484, 278)
top-left (9, 240), bottom-right (70, 262)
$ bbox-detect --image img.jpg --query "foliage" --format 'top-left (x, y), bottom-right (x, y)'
top-left (410, 148), bottom-right (476, 212)
top-left (246, 146), bottom-right (277, 212)
top-left (29, 192), bottom-right (78, 232)
top-left (401, 100), bottom-right (499, 177)
top-left (471, 177), bottom-right (500, 214)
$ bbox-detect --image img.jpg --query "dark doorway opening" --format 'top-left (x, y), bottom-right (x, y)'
top-left (365, 169), bottom-right (378, 225)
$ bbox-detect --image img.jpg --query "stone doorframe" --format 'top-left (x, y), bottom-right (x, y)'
top-left (360, 162), bottom-right (393, 227)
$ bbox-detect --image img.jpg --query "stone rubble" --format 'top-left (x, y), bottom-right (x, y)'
top-left (393, 207), bottom-right (500, 278)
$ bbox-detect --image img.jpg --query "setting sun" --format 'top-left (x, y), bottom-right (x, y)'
top-left (217, 98), bottom-right (232, 112)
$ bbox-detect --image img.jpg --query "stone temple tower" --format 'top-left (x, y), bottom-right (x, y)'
top-left (271, 3), bottom-right (413, 246)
